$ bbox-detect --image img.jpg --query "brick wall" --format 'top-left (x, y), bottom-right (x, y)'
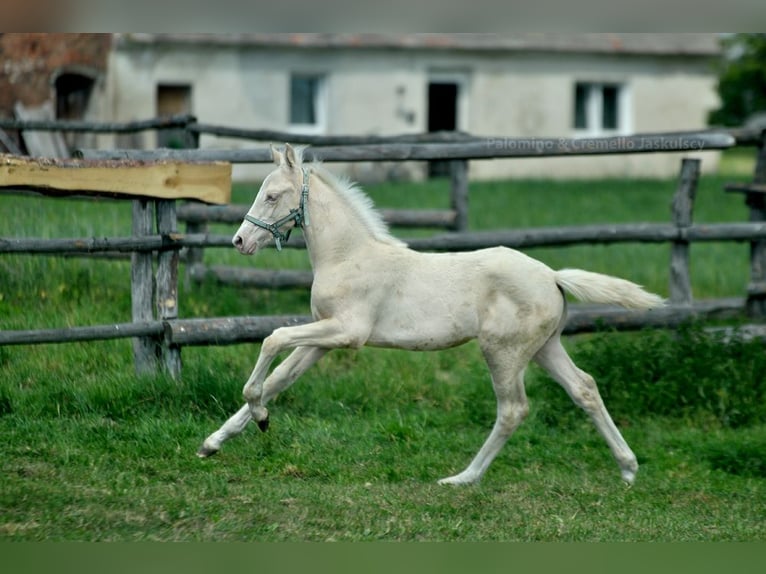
top-left (0, 33), bottom-right (111, 117)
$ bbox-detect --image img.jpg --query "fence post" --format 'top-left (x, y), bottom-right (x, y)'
top-left (745, 134), bottom-right (766, 317)
top-left (156, 200), bottom-right (182, 378)
top-left (669, 158), bottom-right (700, 305)
top-left (450, 159), bottom-right (469, 232)
top-left (131, 199), bottom-right (159, 374)
top-left (181, 115), bottom-right (207, 272)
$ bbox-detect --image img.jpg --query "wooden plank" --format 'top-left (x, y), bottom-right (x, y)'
top-left (189, 124), bottom-right (476, 145)
top-left (171, 299), bottom-right (747, 345)
top-left (669, 159), bottom-right (699, 305)
top-left (0, 233), bottom-right (232, 254)
top-left (0, 154), bottom-right (231, 204)
top-left (131, 199), bottom-right (159, 375)
top-left (14, 101), bottom-right (70, 158)
top-left (0, 298), bottom-right (749, 348)
top-left (0, 113), bottom-right (196, 134)
top-left (75, 131), bottom-right (737, 164)
top-left (564, 298), bottom-right (746, 334)
top-left (156, 200), bottom-right (181, 378)
top-left (168, 315), bottom-right (311, 346)
top-left (450, 160), bottom-right (469, 232)
top-left (0, 321), bottom-right (164, 345)
top-left (746, 135), bottom-right (766, 317)
top-left (7, 222), bottom-right (766, 257)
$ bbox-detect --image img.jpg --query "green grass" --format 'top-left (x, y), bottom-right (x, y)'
top-left (1, 150), bottom-right (765, 541)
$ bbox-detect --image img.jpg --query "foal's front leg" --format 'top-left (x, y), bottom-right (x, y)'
top-left (197, 345), bottom-right (326, 457)
top-left (242, 318), bottom-right (364, 424)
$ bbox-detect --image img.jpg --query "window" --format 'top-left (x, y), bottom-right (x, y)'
top-left (573, 82), bottom-right (628, 135)
top-left (290, 74), bottom-right (325, 131)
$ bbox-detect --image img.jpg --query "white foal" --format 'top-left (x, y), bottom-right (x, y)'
top-left (198, 143), bottom-right (664, 486)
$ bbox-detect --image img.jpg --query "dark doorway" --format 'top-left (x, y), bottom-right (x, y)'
top-left (156, 84), bottom-right (193, 148)
top-left (427, 81), bottom-right (459, 177)
top-left (55, 73), bottom-right (95, 120)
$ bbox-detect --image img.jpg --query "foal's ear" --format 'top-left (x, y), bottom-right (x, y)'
top-left (284, 143), bottom-right (298, 169)
top-left (270, 144), bottom-right (283, 166)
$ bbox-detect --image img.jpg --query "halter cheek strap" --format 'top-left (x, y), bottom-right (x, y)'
top-left (244, 167), bottom-right (310, 251)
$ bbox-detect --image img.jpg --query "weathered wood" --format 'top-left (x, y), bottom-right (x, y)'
top-left (131, 200), bottom-right (159, 374)
top-left (7, 222), bottom-right (766, 258)
top-left (0, 113), bottom-right (196, 134)
top-left (190, 124), bottom-right (476, 145)
top-left (450, 160), bottom-right (469, 232)
top-left (564, 297), bottom-right (746, 334)
top-left (669, 159), bottom-right (700, 305)
top-left (190, 264), bottom-right (314, 289)
top-left (168, 315), bottom-right (312, 346)
top-left (683, 222), bottom-right (766, 241)
top-left (726, 134), bottom-right (766, 317)
top-left (75, 131), bottom-right (736, 164)
top-left (171, 299), bottom-right (747, 344)
top-left (0, 233), bottom-right (232, 254)
top-left (407, 224), bottom-right (679, 251)
top-left (0, 154), bottom-right (231, 204)
top-left (156, 200), bottom-right (181, 378)
top-left (176, 202), bottom-right (456, 229)
top-left (408, 223), bottom-right (766, 251)
top-left (0, 321), bottom-right (164, 345)
top-left (0, 297), bottom-right (750, 348)
top-left (0, 127), bottom-right (22, 154)
top-left (2, 112), bottom-right (755, 148)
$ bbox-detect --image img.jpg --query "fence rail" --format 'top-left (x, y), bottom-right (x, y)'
top-left (0, 298), bottom-right (748, 348)
top-left (75, 132), bottom-right (738, 163)
top-left (2, 116), bottom-right (765, 379)
top-left (6, 222), bottom-right (766, 257)
top-left (2, 113), bottom-right (762, 146)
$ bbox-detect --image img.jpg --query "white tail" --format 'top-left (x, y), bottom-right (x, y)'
top-left (554, 268), bottom-right (665, 310)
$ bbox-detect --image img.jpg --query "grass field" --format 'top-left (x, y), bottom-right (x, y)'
top-left (1, 150), bottom-right (765, 541)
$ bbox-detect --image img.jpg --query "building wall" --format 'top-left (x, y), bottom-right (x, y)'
top-left (0, 33), bottom-right (111, 151)
top-left (468, 53), bottom-right (720, 178)
top-left (107, 41), bottom-right (720, 181)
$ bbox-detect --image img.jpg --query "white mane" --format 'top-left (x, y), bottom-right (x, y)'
top-left (308, 161), bottom-right (407, 248)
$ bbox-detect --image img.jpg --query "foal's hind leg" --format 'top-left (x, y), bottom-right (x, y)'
top-left (197, 346), bottom-right (326, 457)
top-left (534, 335), bottom-right (638, 484)
top-left (438, 344), bottom-right (530, 485)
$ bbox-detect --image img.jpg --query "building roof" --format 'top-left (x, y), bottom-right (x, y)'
top-left (115, 33), bottom-right (721, 56)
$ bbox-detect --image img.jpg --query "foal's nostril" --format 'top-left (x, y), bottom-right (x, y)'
top-left (233, 235), bottom-right (243, 248)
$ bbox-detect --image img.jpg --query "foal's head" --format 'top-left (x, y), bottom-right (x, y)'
top-left (233, 143), bottom-right (307, 254)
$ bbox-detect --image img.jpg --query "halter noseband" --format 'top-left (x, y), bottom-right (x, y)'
top-left (244, 167), bottom-right (310, 251)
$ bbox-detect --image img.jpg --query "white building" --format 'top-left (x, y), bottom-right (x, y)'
top-left (104, 33), bottom-right (722, 181)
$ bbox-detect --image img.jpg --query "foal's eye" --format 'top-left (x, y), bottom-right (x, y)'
top-left (265, 194), bottom-right (278, 203)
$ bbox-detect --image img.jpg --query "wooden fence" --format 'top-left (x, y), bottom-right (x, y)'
top-left (1, 116), bottom-right (765, 379)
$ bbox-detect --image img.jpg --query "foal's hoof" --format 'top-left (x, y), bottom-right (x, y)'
top-left (250, 405), bottom-right (270, 431)
top-left (196, 444), bottom-right (219, 458)
top-left (621, 467), bottom-right (637, 486)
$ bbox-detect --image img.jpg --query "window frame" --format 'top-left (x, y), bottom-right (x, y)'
top-left (288, 73), bottom-right (327, 135)
top-left (573, 81), bottom-right (630, 137)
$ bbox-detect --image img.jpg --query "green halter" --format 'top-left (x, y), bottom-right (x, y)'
top-left (244, 167), bottom-right (310, 251)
